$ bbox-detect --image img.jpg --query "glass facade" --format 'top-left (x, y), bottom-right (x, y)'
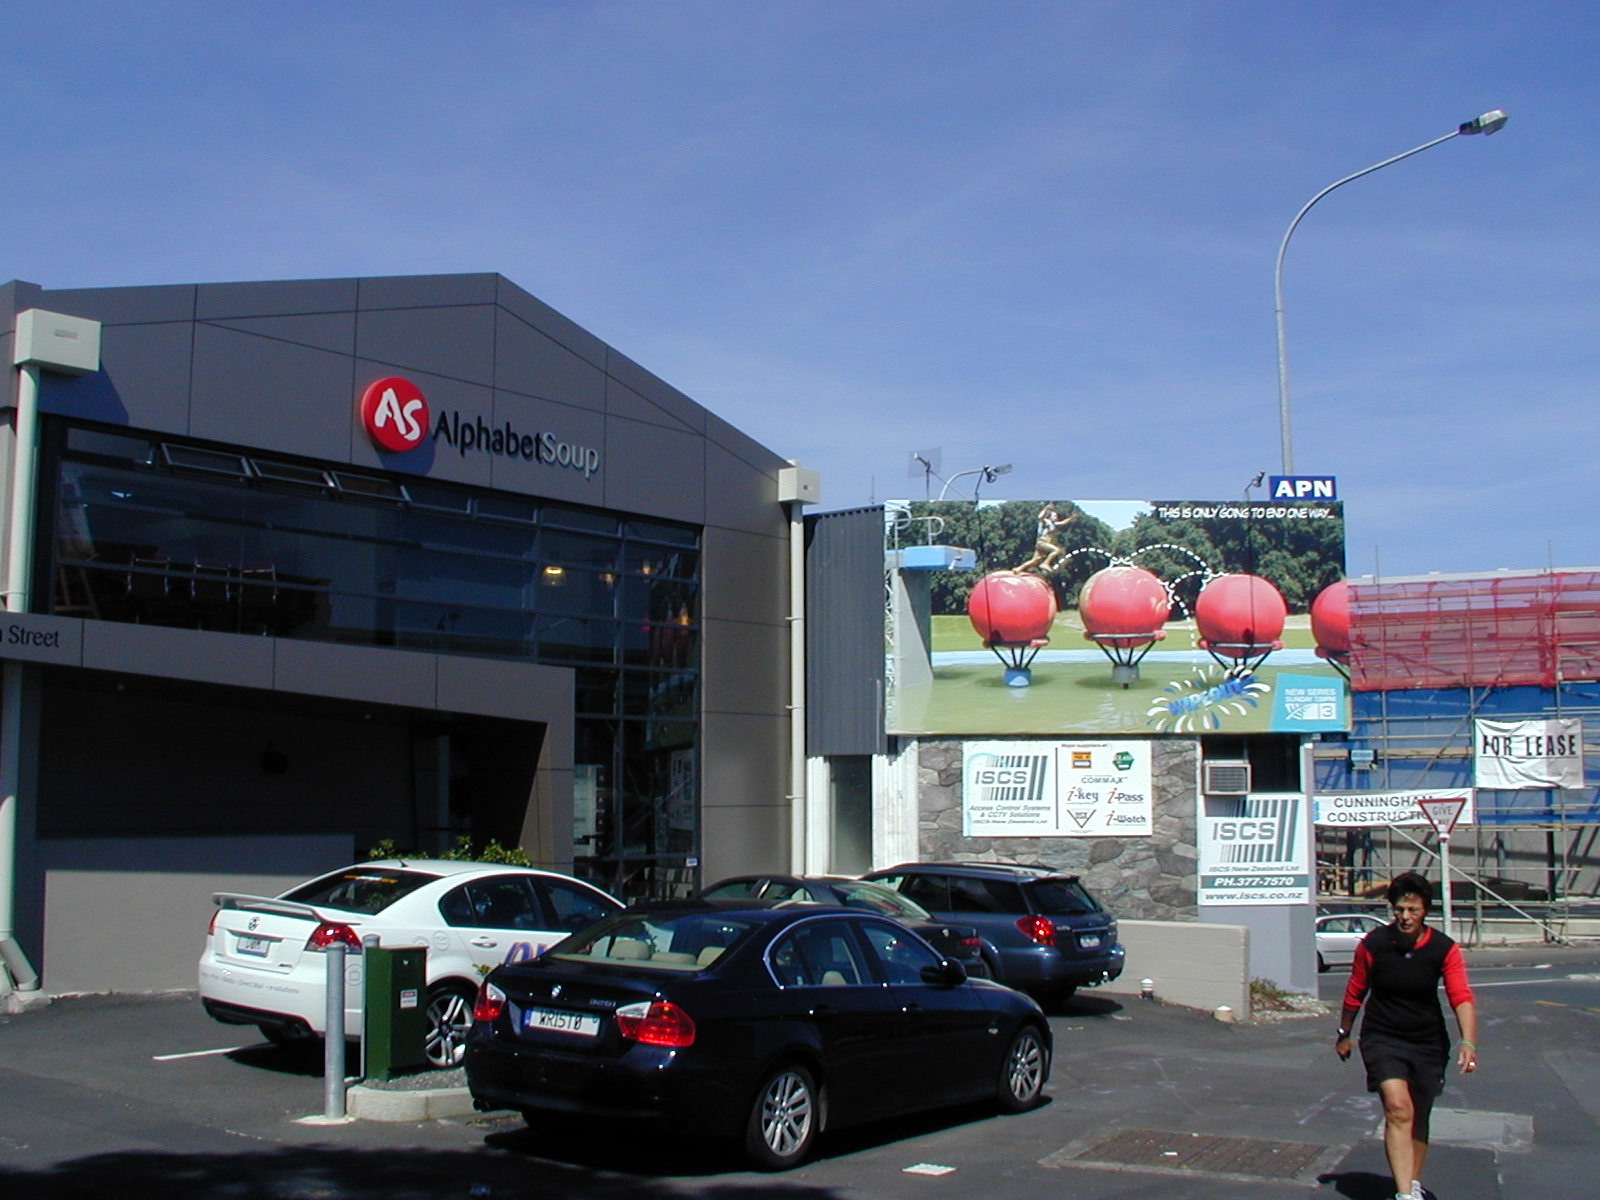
top-left (42, 420), bottom-right (701, 899)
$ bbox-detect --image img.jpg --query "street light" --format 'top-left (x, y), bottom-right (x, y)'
top-left (1274, 110), bottom-right (1507, 474)
top-left (938, 463), bottom-right (1013, 501)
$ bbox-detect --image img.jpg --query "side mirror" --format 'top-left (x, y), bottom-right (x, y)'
top-left (920, 958), bottom-right (968, 987)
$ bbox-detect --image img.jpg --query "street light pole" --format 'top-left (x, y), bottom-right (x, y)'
top-left (1274, 109), bottom-right (1507, 474)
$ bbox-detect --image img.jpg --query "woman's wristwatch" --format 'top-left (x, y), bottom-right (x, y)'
top-left (1335, 1028), bottom-right (1350, 1040)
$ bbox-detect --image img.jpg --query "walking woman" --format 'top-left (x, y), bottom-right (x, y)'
top-left (1334, 871), bottom-right (1478, 1200)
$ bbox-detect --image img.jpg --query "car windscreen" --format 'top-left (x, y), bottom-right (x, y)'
top-left (548, 910), bottom-right (761, 972)
top-left (1027, 878), bottom-right (1104, 916)
top-left (829, 880), bottom-right (932, 920)
top-left (282, 868), bottom-right (438, 915)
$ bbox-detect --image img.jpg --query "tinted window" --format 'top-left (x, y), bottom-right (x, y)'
top-left (439, 876), bottom-right (544, 930)
top-left (948, 877), bottom-right (1025, 914)
top-left (860, 921), bottom-right (941, 983)
top-left (897, 874), bottom-right (950, 912)
top-left (769, 919), bottom-right (871, 987)
top-left (1027, 879), bottom-right (1102, 916)
top-left (283, 868), bottom-right (436, 914)
top-left (701, 879), bottom-right (764, 899)
top-left (540, 878), bottom-right (619, 931)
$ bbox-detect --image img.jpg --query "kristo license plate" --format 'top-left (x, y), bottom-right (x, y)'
top-left (523, 1006), bottom-right (601, 1037)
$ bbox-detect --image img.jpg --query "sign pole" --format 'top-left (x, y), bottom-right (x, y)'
top-left (1439, 833), bottom-right (1453, 942)
top-left (1416, 794), bottom-right (1467, 942)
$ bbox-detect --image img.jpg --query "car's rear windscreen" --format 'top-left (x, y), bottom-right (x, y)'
top-left (1027, 878), bottom-right (1103, 916)
top-left (283, 868), bottom-right (438, 914)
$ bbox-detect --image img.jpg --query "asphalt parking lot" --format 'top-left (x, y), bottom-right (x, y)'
top-left (2, 943), bottom-right (1597, 1200)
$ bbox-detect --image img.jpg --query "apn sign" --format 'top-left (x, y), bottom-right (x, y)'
top-left (1267, 475), bottom-right (1337, 500)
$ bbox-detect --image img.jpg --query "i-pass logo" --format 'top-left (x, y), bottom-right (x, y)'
top-left (360, 377), bottom-right (430, 452)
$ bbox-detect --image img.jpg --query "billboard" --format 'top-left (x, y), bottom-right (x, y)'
top-left (962, 740), bottom-right (1154, 837)
top-left (887, 498), bottom-right (1348, 737)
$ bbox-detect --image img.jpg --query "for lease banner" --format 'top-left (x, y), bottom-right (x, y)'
top-left (1314, 788), bottom-right (1476, 828)
top-left (1474, 718), bottom-right (1584, 790)
top-left (962, 740), bottom-right (1153, 837)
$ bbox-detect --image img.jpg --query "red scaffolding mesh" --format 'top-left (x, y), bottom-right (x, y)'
top-left (1348, 570), bottom-right (1600, 692)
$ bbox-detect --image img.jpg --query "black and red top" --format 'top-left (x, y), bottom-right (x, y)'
top-left (1343, 923), bottom-right (1474, 1045)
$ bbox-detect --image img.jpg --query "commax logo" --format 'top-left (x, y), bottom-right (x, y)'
top-left (360, 377), bottom-right (430, 452)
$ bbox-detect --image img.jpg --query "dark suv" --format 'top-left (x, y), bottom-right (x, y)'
top-left (864, 863), bottom-right (1125, 1001)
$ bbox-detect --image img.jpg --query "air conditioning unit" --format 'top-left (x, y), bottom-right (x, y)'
top-left (1202, 760), bottom-right (1252, 795)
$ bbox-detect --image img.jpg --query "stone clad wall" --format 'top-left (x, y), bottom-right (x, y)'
top-left (911, 738), bottom-right (1201, 921)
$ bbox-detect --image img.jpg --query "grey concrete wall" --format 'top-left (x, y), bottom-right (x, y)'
top-left (40, 834), bottom-right (352, 995)
top-left (1096, 919), bottom-right (1251, 1016)
top-left (910, 738), bottom-right (1201, 920)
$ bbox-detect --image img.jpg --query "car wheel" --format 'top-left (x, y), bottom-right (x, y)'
top-left (424, 982), bottom-right (476, 1068)
top-left (743, 1063), bottom-right (819, 1170)
top-left (996, 1024), bottom-right (1048, 1113)
top-left (1316, 953), bottom-right (1327, 973)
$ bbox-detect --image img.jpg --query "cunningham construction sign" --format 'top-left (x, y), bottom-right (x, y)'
top-left (360, 376), bottom-right (601, 480)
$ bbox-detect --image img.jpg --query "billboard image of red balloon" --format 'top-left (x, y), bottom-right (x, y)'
top-left (885, 497), bottom-right (1348, 736)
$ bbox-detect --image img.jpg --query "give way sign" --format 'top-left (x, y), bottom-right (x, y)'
top-left (1418, 794), bottom-right (1468, 838)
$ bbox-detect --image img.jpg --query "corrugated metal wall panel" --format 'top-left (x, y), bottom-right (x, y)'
top-left (805, 507), bottom-right (886, 757)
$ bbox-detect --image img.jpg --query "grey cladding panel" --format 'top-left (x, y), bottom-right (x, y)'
top-left (805, 507), bottom-right (885, 757)
top-left (700, 617), bottom-right (787, 718)
top-left (42, 322), bottom-right (193, 430)
top-left (604, 350), bottom-right (703, 434)
top-left (40, 284), bottom-right (197, 325)
top-left (190, 324), bottom-right (355, 461)
top-left (205, 312), bottom-right (358, 357)
top-left (704, 437), bottom-right (784, 537)
top-left (197, 278), bottom-right (360, 319)
top-left (494, 308), bottom-right (606, 408)
top-left (354, 304), bottom-right (496, 386)
top-left (357, 274), bottom-right (499, 310)
top-left (600, 416), bottom-right (705, 525)
top-left (701, 525), bottom-right (788, 628)
top-left (495, 278), bottom-right (608, 365)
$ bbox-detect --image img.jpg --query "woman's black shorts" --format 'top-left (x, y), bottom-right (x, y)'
top-left (1359, 1031), bottom-right (1448, 1099)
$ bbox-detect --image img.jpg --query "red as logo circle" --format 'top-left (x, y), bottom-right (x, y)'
top-left (360, 377), bottom-right (431, 452)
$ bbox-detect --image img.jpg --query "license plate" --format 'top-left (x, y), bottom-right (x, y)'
top-left (235, 934), bottom-right (273, 958)
top-left (1078, 934), bottom-right (1102, 949)
top-left (523, 1006), bottom-right (601, 1037)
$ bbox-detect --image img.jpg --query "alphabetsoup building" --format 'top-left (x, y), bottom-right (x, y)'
top-left (0, 274), bottom-right (814, 995)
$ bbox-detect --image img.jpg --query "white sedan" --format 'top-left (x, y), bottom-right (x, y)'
top-left (1315, 912), bottom-right (1386, 972)
top-left (199, 859), bottom-right (621, 1066)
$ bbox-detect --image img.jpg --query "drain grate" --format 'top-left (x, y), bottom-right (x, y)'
top-left (1063, 1128), bottom-right (1334, 1181)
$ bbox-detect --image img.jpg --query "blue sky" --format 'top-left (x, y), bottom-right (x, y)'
top-left (4, 3), bottom-right (1594, 577)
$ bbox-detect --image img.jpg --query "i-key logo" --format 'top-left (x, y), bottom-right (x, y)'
top-left (1267, 475), bottom-right (1337, 500)
top-left (360, 377), bottom-right (430, 452)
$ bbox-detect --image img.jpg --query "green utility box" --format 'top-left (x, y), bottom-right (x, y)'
top-left (362, 944), bottom-right (429, 1080)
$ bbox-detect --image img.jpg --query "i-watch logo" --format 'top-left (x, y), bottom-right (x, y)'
top-left (359, 376), bottom-right (601, 479)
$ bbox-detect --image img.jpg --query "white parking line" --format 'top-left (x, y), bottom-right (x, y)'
top-left (152, 1045), bottom-right (248, 1061)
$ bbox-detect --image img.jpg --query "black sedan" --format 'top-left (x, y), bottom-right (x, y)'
top-left (698, 874), bottom-right (990, 976)
top-left (465, 900), bottom-right (1052, 1169)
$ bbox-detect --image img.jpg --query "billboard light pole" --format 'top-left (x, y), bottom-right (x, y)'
top-left (1274, 110), bottom-right (1508, 474)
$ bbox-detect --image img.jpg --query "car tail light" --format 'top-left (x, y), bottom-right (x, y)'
top-left (474, 981), bottom-right (507, 1024)
top-left (308, 922), bottom-right (362, 951)
top-left (207, 910), bottom-right (220, 937)
top-left (1017, 915), bottom-right (1056, 946)
top-left (615, 1000), bottom-right (696, 1047)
